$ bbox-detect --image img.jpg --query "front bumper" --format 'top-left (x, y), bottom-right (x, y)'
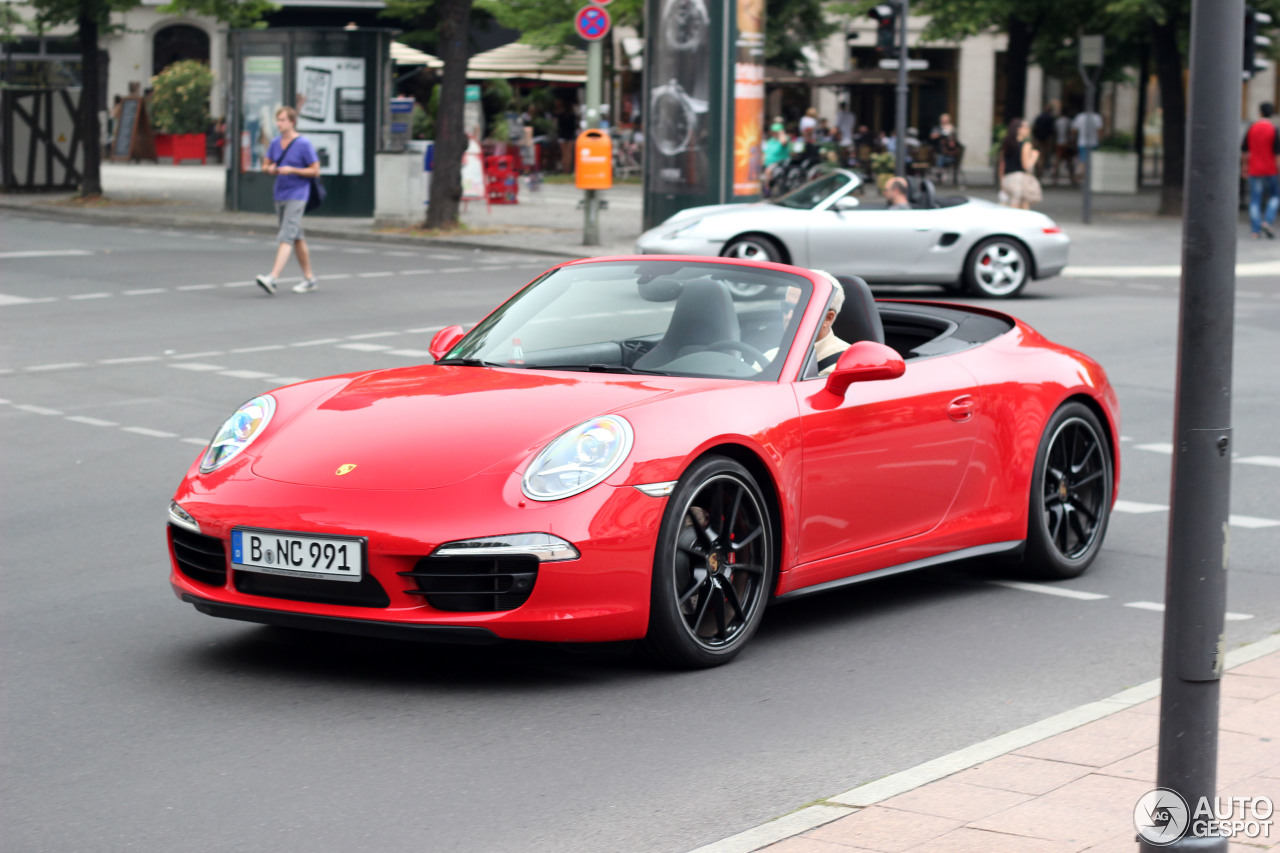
top-left (634, 231), bottom-right (723, 257)
top-left (169, 471), bottom-right (667, 644)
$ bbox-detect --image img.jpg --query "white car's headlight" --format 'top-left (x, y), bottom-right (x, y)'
top-left (665, 217), bottom-right (705, 238)
top-left (522, 416), bottom-right (634, 501)
top-left (199, 395), bottom-right (276, 473)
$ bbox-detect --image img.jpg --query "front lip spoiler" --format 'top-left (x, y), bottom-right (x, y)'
top-left (180, 593), bottom-right (504, 645)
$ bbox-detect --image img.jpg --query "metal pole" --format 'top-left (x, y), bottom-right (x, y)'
top-left (1082, 78), bottom-right (1095, 224)
top-left (1138, 0), bottom-right (1242, 849)
top-left (583, 38), bottom-right (603, 246)
top-left (894, 0), bottom-right (909, 178)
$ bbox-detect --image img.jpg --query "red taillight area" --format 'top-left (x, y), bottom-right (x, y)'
top-left (1043, 226), bottom-right (1063, 234)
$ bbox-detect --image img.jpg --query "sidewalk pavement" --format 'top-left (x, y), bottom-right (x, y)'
top-left (0, 161), bottom-right (1242, 262)
top-left (690, 634), bottom-right (1280, 853)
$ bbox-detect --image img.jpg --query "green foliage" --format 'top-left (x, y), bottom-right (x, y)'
top-left (1099, 130), bottom-right (1134, 151)
top-left (869, 150), bottom-right (894, 175)
top-left (149, 59), bottom-right (213, 134)
top-left (412, 86), bottom-right (440, 138)
top-left (766, 0), bottom-right (840, 70)
top-left (160, 0), bottom-right (277, 28)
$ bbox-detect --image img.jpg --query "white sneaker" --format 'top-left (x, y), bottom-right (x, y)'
top-left (255, 274), bottom-right (277, 295)
top-left (292, 278), bottom-right (318, 294)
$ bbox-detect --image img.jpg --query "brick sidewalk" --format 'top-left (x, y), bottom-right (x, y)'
top-left (695, 636), bottom-right (1280, 853)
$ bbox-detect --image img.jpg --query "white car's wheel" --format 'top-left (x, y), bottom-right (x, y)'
top-left (722, 236), bottom-right (781, 297)
top-left (964, 237), bottom-right (1030, 298)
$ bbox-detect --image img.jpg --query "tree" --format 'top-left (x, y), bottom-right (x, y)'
top-left (765, 0), bottom-right (840, 70)
top-left (25, 0), bottom-right (141, 197)
top-left (475, 0), bottom-right (642, 48)
top-left (385, 0), bottom-right (477, 229)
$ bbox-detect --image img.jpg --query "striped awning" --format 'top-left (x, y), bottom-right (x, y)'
top-left (391, 42), bottom-right (443, 69)
top-left (466, 43), bottom-right (587, 83)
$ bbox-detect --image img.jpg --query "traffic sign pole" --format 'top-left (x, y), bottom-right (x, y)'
top-left (575, 4), bottom-right (609, 246)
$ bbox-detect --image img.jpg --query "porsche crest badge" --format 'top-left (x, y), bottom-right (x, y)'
top-left (335, 464), bottom-right (358, 476)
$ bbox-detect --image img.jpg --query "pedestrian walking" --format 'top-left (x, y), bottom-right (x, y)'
top-left (1071, 108), bottom-right (1103, 183)
top-left (255, 106), bottom-right (320, 295)
top-left (997, 118), bottom-right (1041, 210)
top-left (1052, 110), bottom-right (1076, 186)
top-left (1242, 101), bottom-right (1279, 239)
top-left (1030, 101), bottom-right (1057, 180)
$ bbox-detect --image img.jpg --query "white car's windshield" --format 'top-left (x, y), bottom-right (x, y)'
top-left (771, 171), bottom-right (858, 210)
top-left (440, 260), bottom-right (814, 380)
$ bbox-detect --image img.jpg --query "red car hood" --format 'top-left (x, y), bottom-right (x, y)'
top-left (251, 366), bottom-right (685, 490)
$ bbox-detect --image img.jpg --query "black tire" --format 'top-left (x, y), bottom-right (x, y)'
top-left (645, 456), bottom-right (774, 668)
top-left (1022, 402), bottom-right (1113, 579)
top-left (723, 234), bottom-right (782, 265)
top-left (964, 236), bottom-right (1031, 298)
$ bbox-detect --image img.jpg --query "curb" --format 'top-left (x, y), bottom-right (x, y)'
top-left (0, 199), bottom-right (607, 260)
top-left (687, 631), bottom-right (1280, 853)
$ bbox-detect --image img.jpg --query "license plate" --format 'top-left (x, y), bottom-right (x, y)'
top-left (231, 528), bottom-right (365, 582)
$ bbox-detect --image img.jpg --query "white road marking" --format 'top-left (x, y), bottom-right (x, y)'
top-left (291, 338), bottom-right (342, 347)
top-left (1115, 499), bottom-right (1279, 528)
top-left (384, 250), bottom-right (420, 256)
top-left (406, 326), bottom-right (444, 334)
top-left (440, 267), bottom-right (474, 273)
top-left (26, 362), bottom-right (85, 372)
top-left (0, 294), bottom-right (34, 306)
top-left (172, 351), bottom-right (225, 359)
top-left (177, 284), bottom-right (217, 291)
top-left (219, 369), bottom-right (275, 379)
top-left (0, 249), bottom-right (93, 259)
top-left (358, 271), bottom-right (395, 278)
top-left (399, 269), bottom-right (436, 275)
top-left (317, 274), bottom-right (352, 280)
top-left (988, 580), bottom-right (1109, 600)
top-left (68, 292), bottom-right (111, 300)
top-left (1064, 259), bottom-right (1280, 278)
top-left (124, 288), bottom-right (166, 296)
top-left (13, 404), bottom-right (62, 416)
top-left (99, 356), bottom-right (161, 364)
top-left (181, 437), bottom-right (209, 446)
top-left (230, 345), bottom-right (286, 354)
top-left (122, 426), bottom-right (177, 438)
top-left (1114, 500), bottom-right (1169, 514)
top-left (338, 343), bottom-right (392, 352)
top-left (170, 363), bottom-right (225, 372)
top-left (66, 416), bottom-right (118, 427)
top-left (1135, 442), bottom-right (1173, 454)
top-left (342, 248), bottom-right (374, 254)
top-left (1125, 601), bottom-right (1254, 620)
top-left (428, 254), bottom-right (463, 260)
top-left (222, 282), bottom-right (252, 288)
top-left (1237, 456), bottom-right (1280, 468)
top-left (347, 331), bottom-right (398, 340)
top-left (387, 349), bottom-right (433, 357)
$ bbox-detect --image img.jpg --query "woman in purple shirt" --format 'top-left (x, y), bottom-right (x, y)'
top-left (255, 106), bottom-right (321, 295)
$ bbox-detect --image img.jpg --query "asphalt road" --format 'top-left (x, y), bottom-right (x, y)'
top-left (1, 211), bottom-right (1278, 853)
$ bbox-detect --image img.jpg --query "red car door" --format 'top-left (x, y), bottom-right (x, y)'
top-left (791, 356), bottom-right (980, 573)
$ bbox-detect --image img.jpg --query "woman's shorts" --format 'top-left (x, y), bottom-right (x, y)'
top-left (274, 199), bottom-right (307, 243)
top-left (1001, 171), bottom-right (1043, 206)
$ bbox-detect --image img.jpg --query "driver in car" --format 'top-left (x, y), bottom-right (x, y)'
top-left (782, 279), bottom-right (848, 376)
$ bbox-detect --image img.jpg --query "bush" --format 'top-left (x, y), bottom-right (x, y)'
top-left (1099, 131), bottom-right (1134, 152)
top-left (150, 60), bottom-right (213, 135)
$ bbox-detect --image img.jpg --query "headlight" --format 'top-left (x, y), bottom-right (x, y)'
top-left (199, 395), bottom-right (276, 473)
top-left (522, 415), bottom-right (634, 501)
top-left (664, 217), bottom-right (704, 238)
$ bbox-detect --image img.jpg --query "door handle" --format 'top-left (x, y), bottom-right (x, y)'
top-left (947, 395), bottom-right (976, 422)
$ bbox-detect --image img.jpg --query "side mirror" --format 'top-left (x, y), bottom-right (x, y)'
top-left (823, 341), bottom-right (905, 397)
top-left (429, 325), bottom-right (466, 361)
top-left (832, 196), bottom-right (860, 212)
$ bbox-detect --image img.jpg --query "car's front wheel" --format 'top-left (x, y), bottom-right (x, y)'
top-left (1022, 402), bottom-right (1113, 579)
top-left (964, 237), bottom-right (1030, 298)
top-left (645, 456), bottom-right (774, 668)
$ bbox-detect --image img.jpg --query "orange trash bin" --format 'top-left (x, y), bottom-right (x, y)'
top-left (575, 129), bottom-right (613, 190)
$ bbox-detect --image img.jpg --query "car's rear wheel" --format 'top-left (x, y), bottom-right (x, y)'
top-left (1022, 402), bottom-right (1113, 579)
top-left (964, 237), bottom-right (1030, 298)
top-left (645, 456), bottom-right (774, 668)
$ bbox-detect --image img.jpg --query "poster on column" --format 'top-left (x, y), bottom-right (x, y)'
top-left (295, 57), bottom-right (365, 176)
top-left (733, 0), bottom-right (765, 196)
top-left (241, 56), bottom-right (283, 174)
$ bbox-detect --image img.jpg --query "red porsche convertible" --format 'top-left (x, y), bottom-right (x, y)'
top-left (168, 256), bottom-right (1119, 667)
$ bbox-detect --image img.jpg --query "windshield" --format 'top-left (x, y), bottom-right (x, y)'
top-left (771, 171), bottom-right (858, 210)
top-left (440, 260), bottom-right (814, 381)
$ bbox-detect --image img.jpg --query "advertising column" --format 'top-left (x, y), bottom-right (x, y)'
top-left (642, 0), bottom-right (763, 229)
top-left (295, 57), bottom-right (367, 178)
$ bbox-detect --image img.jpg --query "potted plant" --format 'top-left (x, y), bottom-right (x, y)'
top-left (1090, 131), bottom-right (1138, 194)
top-left (149, 59), bottom-right (214, 165)
top-left (869, 151), bottom-right (895, 191)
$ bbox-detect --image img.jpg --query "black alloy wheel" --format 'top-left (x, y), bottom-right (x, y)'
top-left (1023, 402), bottom-right (1113, 579)
top-left (646, 456), bottom-right (774, 668)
